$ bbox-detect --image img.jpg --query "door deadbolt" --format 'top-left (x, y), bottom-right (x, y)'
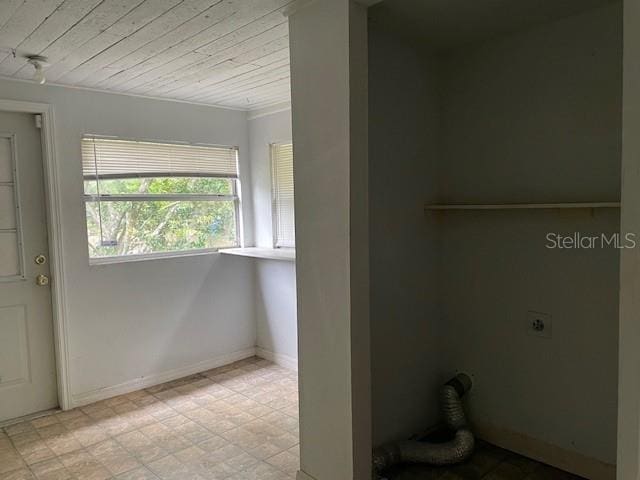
top-left (34, 254), bottom-right (47, 265)
top-left (36, 274), bottom-right (49, 286)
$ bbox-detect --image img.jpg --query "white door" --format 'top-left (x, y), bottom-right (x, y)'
top-left (0, 111), bottom-right (57, 422)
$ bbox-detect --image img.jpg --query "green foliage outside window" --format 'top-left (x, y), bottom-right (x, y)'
top-left (85, 177), bottom-right (238, 258)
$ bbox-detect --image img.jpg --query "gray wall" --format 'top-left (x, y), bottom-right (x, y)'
top-left (438, 4), bottom-right (621, 464)
top-left (248, 110), bottom-right (298, 363)
top-left (369, 1), bottom-right (621, 465)
top-left (0, 79), bottom-right (256, 403)
top-left (617, 0), bottom-right (640, 476)
top-left (368, 24), bottom-right (443, 446)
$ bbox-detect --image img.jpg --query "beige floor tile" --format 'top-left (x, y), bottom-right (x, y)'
top-left (95, 417), bottom-right (134, 437)
top-left (121, 414), bottom-right (156, 431)
top-left (147, 454), bottom-right (204, 480)
top-left (196, 436), bottom-right (229, 454)
top-left (115, 467), bottom-right (158, 480)
top-left (124, 391), bottom-right (156, 405)
top-left (113, 430), bottom-right (149, 449)
top-left (54, 410), bottom-right (85, 425)
top-left (220, 428), bottom-right (264, 451)
top-left (138, 423), bottom-right (171, 441)
top-left (30, 458), bottom-right (73, 480)
top-left (114, 466), bottom-right (159, 480)
top-left (155, 434), bottom-right (191, 453)
top-left (237, 461), bottom-right (287, 480)
top-left (265, 451), bottom-right (299, 477)
top-left (70, 425), bottom-right (109, 449)
top-left (57, 449), bottom-right (92, 468)
top-left (114, 431), bottom-right (168, 463)
top-left (2, 360), bottom-right (301, 480)
top-left (58, 450), bottom-right (112, 480)
top-left (10, 432), bottom-right (42, 448)
top-left (278, 405), bottom-right (299, 419)
top-left (191, 458), bottom-right (235, 480)
top-left (87, 439), bottom-right (141, 475)
top-left (43, 431), bottom-right (83, 457)
top-left (4, 423), bottom-right (35, 437)
top-left (68, 464), bottom-right (112, 480)
top-left (104, 396), bottom-right (130, 409)
top-left (223, 452), bottom-right (259, 473)
top-left (30, 417), bottom-right (60, 430)
top-left (205, 444), bottom-right (246, 464)
top-left (0, 448), bottom-right (26, 473)
top-left (15, 440), bottom-right (56, 466)
top-left (0, 469), bottom-right (35, 480)
top-left (286, 444), bottom-right (299, 458)
top-left (112, 402), bottom-right (140, 415)
top-left (173, 446), bottom-right (206, 464)
top-left (269, 432), bottom-right (298, 451)
top-left (261, 412), bottom-right (298, 433)
top-left (131, 444), bottom-right (168, 465)
top-left (0, 434), bottom-right (13, 452)
top-left (246, 442), bottom-right (286, 461)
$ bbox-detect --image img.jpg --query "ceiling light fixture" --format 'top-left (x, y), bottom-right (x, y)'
top-left (26, 55), bottom-right (48, 85)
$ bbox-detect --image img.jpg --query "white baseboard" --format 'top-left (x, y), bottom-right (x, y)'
top-left (256, 347), bottom-right (298, 371)
top-left (474, 422), bottom-right (616, 480)
top-left (296, 470), bottom-right (316, 480)
top-left (70, 347), bottom-right (256, 409)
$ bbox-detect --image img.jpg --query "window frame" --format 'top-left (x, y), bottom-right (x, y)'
top-left (82, 136), bottom-right (242, 264)
top-left (270, 141), bottom-right (295, 249)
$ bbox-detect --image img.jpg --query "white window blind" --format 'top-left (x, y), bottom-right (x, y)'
top-left (81, 137), bottom-right (238, 179)
top-left (271, 143), bottom-right (295, 248)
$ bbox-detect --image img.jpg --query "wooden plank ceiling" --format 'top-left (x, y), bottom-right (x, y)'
top-left (0, 0), bottom-right (295, 110)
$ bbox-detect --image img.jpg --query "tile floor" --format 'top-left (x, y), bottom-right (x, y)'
top-left (384, 440), bottom-right (585, 480)
top-left (0, 357), bottom-right (299, 480)
top-left (1, 356), bottom-right (584, 480)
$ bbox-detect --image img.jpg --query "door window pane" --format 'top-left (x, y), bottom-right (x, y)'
top-left (0, 232), bottom-right (20, 277)
top-left (0, 186), bottom-right (16, 230)
top-left (0, 137), bottom-right (12, 183)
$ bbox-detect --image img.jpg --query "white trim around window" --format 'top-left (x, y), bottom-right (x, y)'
top-left (81, 136), bottom-right (242, 263)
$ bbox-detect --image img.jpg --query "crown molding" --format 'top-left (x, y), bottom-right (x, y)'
top-left (283, 0), bottom-right (382, 17)
top-left (282, 0), bottom-right (316, 17)
top-left (0, 75), bottom-right (247, 112)
top-left (247, 101), bottom-right (291, 120)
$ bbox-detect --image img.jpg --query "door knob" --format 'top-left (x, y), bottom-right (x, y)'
top-left (36, 274), bottom-right (49, 286)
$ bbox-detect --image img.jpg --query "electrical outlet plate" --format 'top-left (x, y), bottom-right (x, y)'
top-left (526, 311), bottom-right (552, 339)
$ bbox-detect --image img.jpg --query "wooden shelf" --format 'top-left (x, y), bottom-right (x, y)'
top-left (425, 202), bottom-right (621, 211)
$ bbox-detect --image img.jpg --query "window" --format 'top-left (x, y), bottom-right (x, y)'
top-left (271, 143), bottom-right (295, 248)
top-left (82, 136), bottom-right (240, 260)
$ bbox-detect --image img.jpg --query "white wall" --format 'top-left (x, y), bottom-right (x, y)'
top-left (248, 110), bottom-right (298, 364)
top-left (289, 0), bottom-right (371, 478)
top-left (0, 79), bottom-right (257, 405)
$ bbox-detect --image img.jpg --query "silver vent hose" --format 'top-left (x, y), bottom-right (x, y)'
top-left (372, 374), bottom-right (475, 479)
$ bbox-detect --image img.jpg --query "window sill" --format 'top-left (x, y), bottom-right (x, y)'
top-left (218, 247), bottom-right (296, 261)
top-left (89, 247), bottom-right (230, 266)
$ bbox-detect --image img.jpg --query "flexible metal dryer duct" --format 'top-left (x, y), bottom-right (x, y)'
top-left (372, 374), bottom-right (475, 479)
